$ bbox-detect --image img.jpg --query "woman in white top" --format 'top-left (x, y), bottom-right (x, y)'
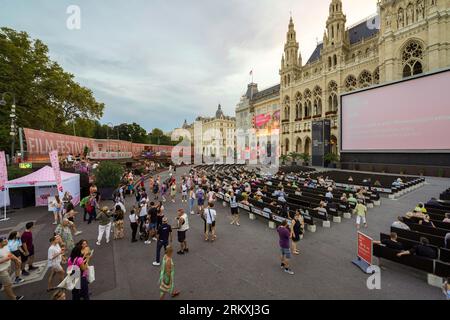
top-left (203, 202), bottom-right (217, 242)
top-left (47, 235), bottom-right (65, 291)
top-left (129, 209), bottom-right (139, 243)
top-left (181, 183), bottom-right (188, 203)
top-left (176, 209), bottom-right (189, 254)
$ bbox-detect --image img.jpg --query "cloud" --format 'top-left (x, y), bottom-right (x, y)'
top-left (1, 0), bottom-right (377, 131)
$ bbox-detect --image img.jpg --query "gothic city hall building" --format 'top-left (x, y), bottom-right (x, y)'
top-left (278, 0), bottom-right (449, 156)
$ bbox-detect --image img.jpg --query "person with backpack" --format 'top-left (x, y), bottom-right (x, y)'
top-left (67, 244), bottom-right (90, 300)
top-left (86, 194), bottom-right (99, 225)
top-left (229, 191), bottom-right (240, 226)
top-left (175, 208), bottom-right (189, 255)
top-left (203, 202), bottom-right (217, 242)
top-left (196, 187), bottom-right (205, 215)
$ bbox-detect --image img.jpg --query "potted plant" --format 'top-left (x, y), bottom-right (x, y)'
top-left (94, 161), bottom-right (123, 200)
top-left (280, 154), bottom-right (289, 166)
top-left (300, 153), bottom-right (311, 166)
top-left (288, 152), bottom-right (301, 165)
top-left (324, 153), bottom-right (339, 168)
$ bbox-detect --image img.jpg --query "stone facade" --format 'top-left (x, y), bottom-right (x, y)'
top-left (277, 0), bottom-right (450, 156)
top-left (175, 104), bottom-right (236, 159)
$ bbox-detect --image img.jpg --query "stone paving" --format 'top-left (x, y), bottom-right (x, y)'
top-left (0, 166), bottom-right (448, 300)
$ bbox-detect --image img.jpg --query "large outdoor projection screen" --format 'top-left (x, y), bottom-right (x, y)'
top-left (340, 69), bottom-right (450, 153)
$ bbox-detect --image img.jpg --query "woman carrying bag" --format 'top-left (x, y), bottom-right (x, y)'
top-left (67, 245), bottom-right (90, 300)
top-left (159, 246), bottom-right (180, 300)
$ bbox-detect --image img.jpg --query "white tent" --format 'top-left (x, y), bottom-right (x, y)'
top-left (5, 166), bottom-right (80, 207)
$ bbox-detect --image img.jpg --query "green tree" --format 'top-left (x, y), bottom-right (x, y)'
top-left (0, 27), bottom-right (105, 154)
top-left (149, 128), bottom-right (164, 144)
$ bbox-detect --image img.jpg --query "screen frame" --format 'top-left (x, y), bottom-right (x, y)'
top-left (339, 67), bottom-right (450, 153)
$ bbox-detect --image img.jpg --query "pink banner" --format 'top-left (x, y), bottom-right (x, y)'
top-left (49, 150), bottom-right (63, 194)
top-left (0, 151), bottom-right (7, 191)
top-left (24, 128), bottom-right (174, 159)
top-left (255, 113), bottom-right (271, 128)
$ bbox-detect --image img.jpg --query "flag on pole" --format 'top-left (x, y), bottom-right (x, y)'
top-left (49, 150), bottom-right (64, 195)
top-left (0, 152), bottom-right (7, 192)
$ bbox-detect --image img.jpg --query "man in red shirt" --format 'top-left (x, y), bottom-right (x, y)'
top-left (21, 222), bottom-right (38, 274)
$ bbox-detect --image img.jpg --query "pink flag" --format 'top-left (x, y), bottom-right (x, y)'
top-left (0, 151), bottom-right (7, 192)
top-left (49, 150), bottom-right (64, 194)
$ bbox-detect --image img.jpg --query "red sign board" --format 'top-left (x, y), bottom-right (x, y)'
top-left (357, 232), bottom-right (373, 265)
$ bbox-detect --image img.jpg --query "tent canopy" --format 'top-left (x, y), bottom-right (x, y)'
top-left (7, 166), bottom-right (79, 188)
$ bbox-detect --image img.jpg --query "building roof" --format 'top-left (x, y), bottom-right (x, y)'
top-left (251, 84), bottom-right (281, 103)
top-left (306, 43), bottom-right (324, 64)
top-left (245, 83), bottom-right (259, 99)
top-left (348, 17), bottom-right (379, 45)
top-left (306, 15), bottom-right (379, 64)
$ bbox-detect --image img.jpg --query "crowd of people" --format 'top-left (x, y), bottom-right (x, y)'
top-left (1, 162), bottom-right (449, 300)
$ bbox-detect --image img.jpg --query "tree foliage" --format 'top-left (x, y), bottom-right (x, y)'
top-left (0, 27), bottom-right (104, 153)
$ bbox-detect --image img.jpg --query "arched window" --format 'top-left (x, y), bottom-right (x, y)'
top-left (296, 138), bottom-right (302, 153)
top-left (304, 89), bottom-right (312, 118)
top-left (358, 70), bottom-right (373, 88)
top-left (333, 54), bottom-right (337, 66)
top-left (345, 75), bottom-right (357, 92)
top-left (313, 86), bottom-right (322, 116)
top-left (402, 41), bottom-right (424, 78)
top-left (328, 81), bottom-right (338, 112)
top-left (283, 96), bottom-right (291, 120)
top-left (373, 67), bottom-right (380, 84)
top-left (328, 57), bottom-right (332, 69)
top-left (304, 137), bottom-right (311, 155)
top-left (295, 93), bottom-right (302, 120)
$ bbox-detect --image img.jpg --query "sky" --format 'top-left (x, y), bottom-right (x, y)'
top-left (0, 0), bottom-right (377, 132)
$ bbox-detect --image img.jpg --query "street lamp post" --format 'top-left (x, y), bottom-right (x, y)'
top-left (0, 93), bottom-right (17, 162)
top-left (106, 122), bottom-right (114, 153)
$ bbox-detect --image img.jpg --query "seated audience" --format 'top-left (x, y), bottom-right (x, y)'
top-left (443, 213), bottom-right (450, 223)
top-left (445, 233), bottom-right (450, 249)
top-left (397, 237), bottom-right (437, 259)
top-left (392, 216), bottom-right (410, 230)
top-left (314, 202), bottom-right (328, 219)
top-left (348, 194), bottom-right (358, 206)
top-left (414, 203), bottom-right (427, 214)
top-left (374, 232), bottom-right (403, 250)
top-left (418, 215), bottom-right (435, 228)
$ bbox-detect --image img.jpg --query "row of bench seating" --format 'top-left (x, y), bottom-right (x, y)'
top-left (197, 165), bottom-right (378, 233)
top-left (295, 170), bottom-right (425, 198)
top-left (373, 189), bottom-right (450, 283)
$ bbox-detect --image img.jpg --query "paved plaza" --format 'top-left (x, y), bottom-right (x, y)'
top-left (0, 166), bottom-right (447, 300)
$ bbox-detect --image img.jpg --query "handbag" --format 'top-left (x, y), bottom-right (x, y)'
top-left (58, 265), bottom-right (79, 290)
top-left (88, 265), bottom-right (95, 283)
